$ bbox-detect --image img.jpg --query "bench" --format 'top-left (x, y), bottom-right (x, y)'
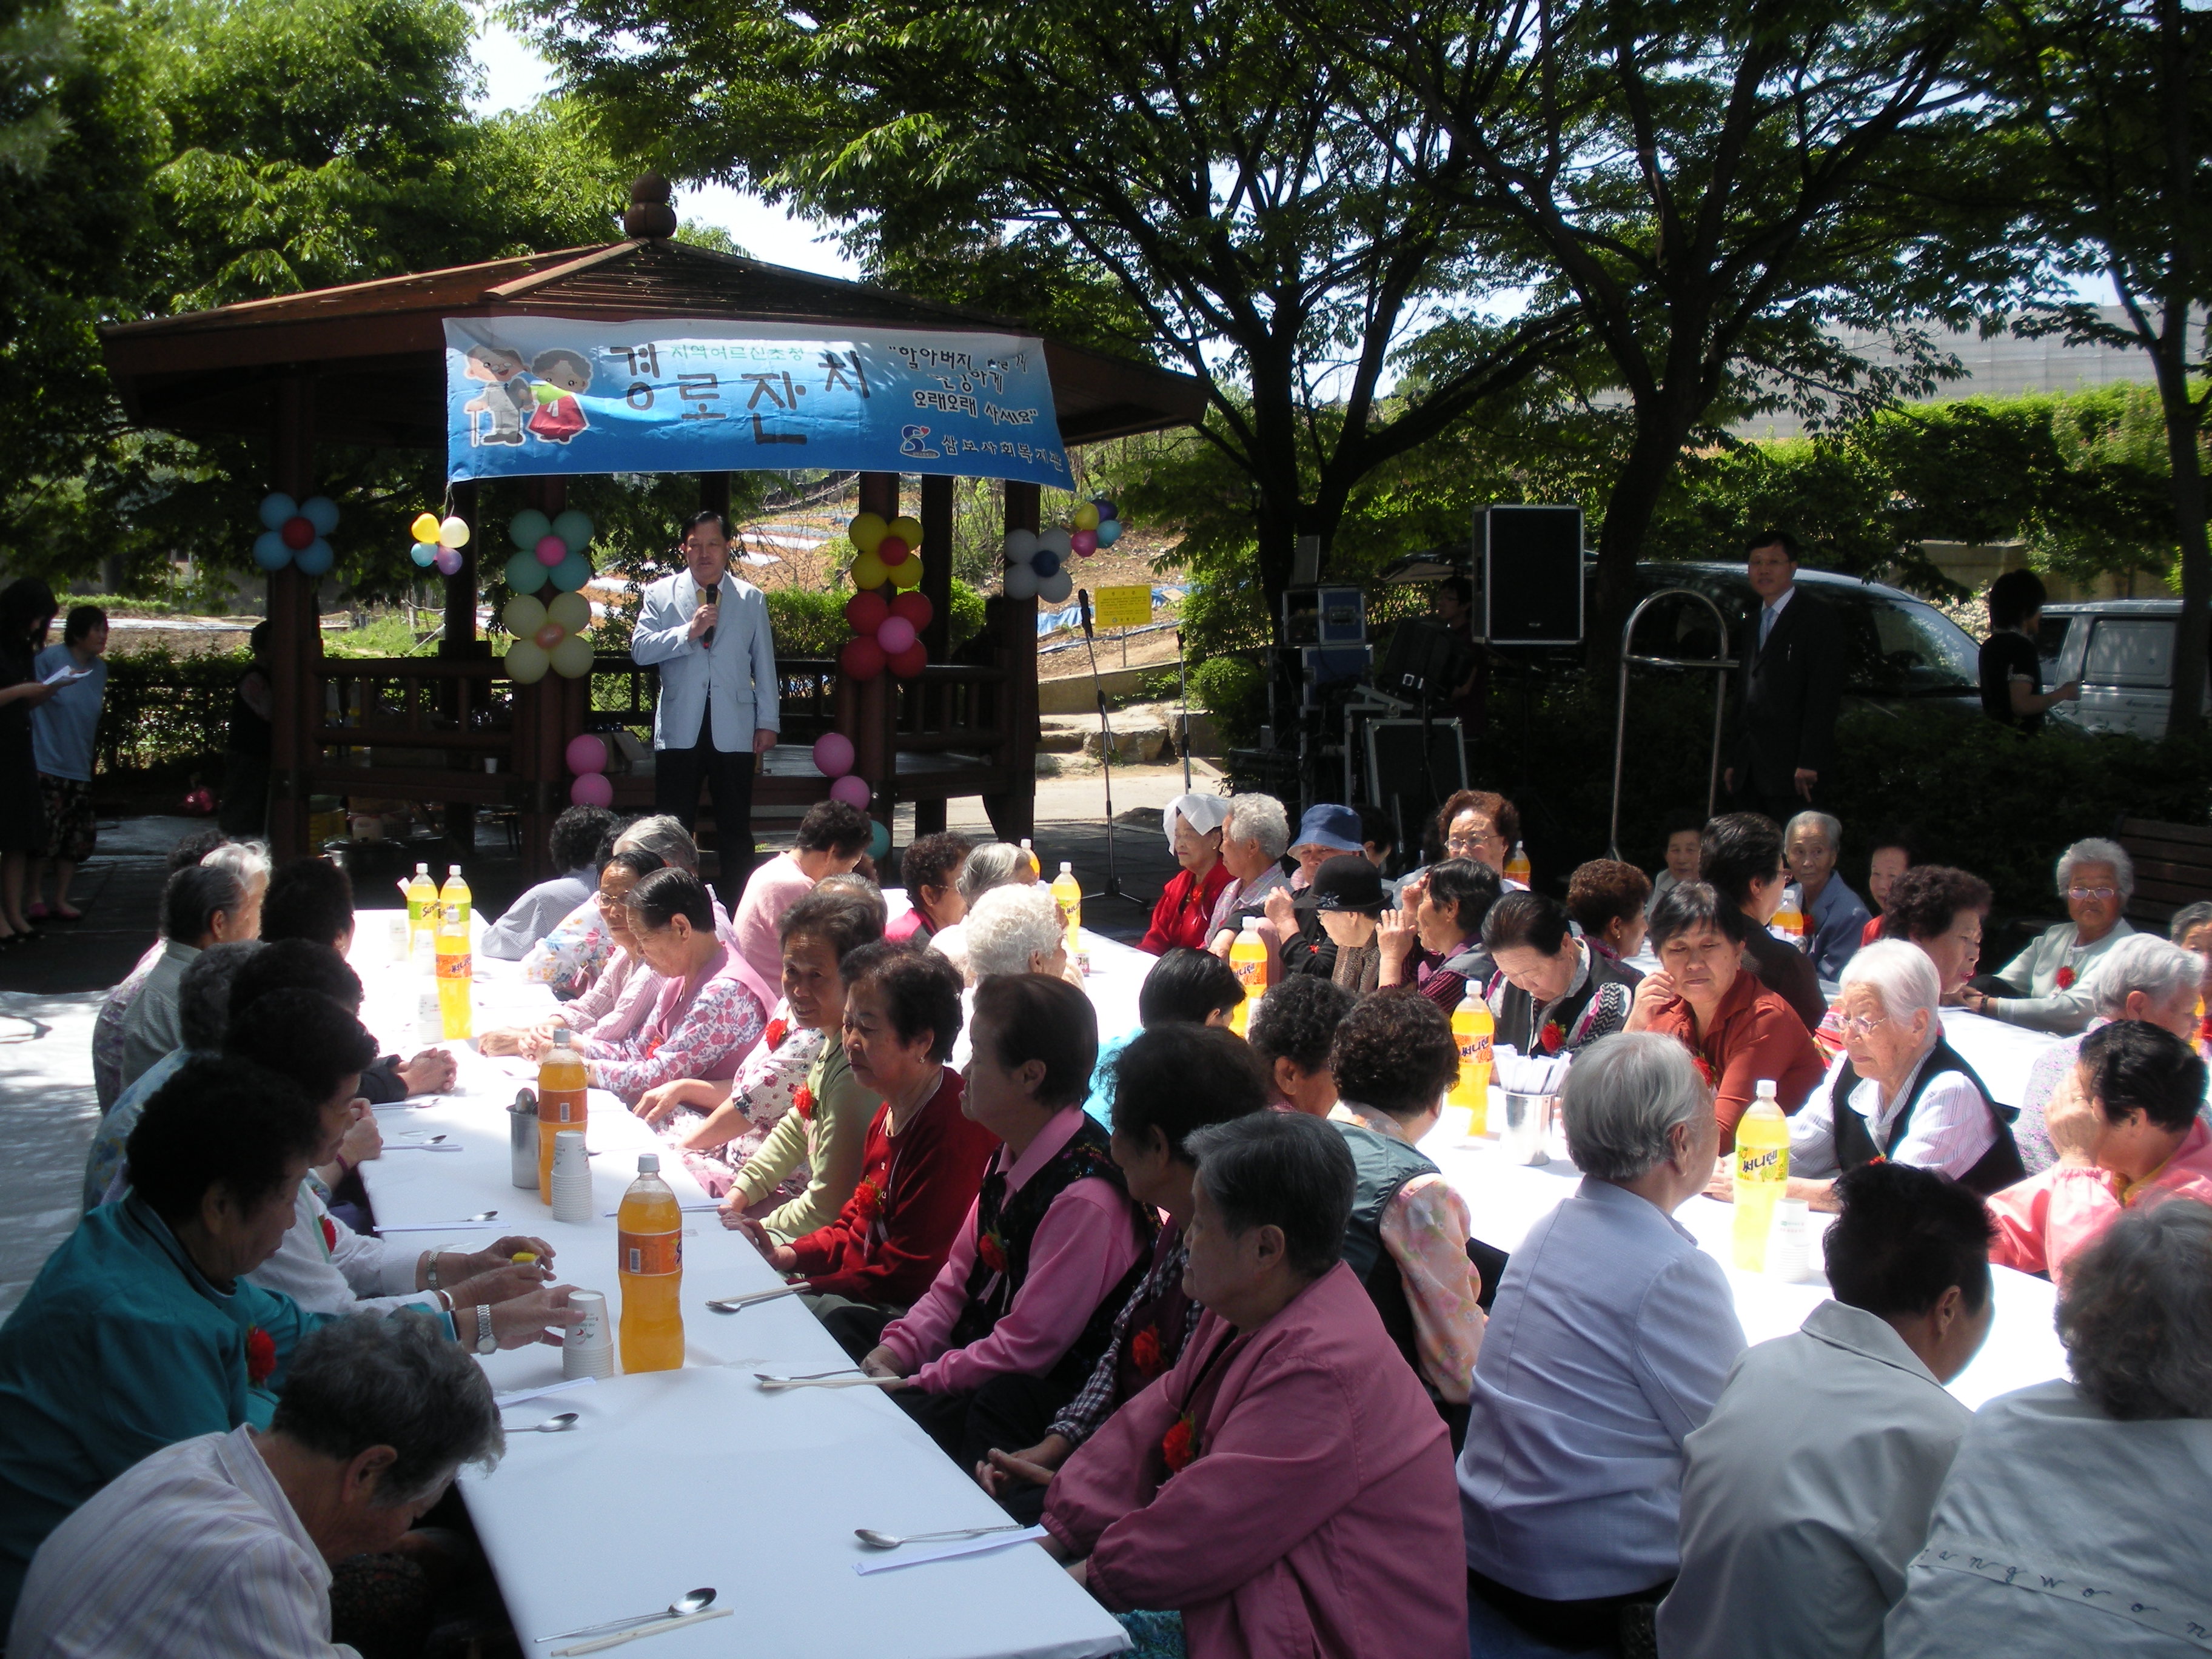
top-left (2114, 817), bottom-right (2212, 929)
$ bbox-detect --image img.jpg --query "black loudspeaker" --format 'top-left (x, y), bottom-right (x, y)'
top-left (1481, 505), bottom-right (1584, 645)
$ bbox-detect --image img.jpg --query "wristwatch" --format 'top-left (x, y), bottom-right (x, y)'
top-left (475, 1305), bottom-right (496, 1356)
top-left (423, 1252), bottom-right (441, 1292)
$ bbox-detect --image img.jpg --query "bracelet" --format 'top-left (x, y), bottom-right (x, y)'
top-left (333, 1153), bottom-right (353, 1180)
top-left (422, 1252), bottom-right (441, 1292)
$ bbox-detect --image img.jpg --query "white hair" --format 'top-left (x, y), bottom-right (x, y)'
top-left (2058, 837), bottom-right (2134, 900)
top-left (956, 842), bottom-right (1033, 904)
top-left (1561, 1033), bottom-right (1709, 1182)
top-left (1839, 938), bottom-right (1942, 1034)
top-left (1224, 794), bottom-right (1292, 862)
top-left (963, 883), bottom-right (1062, 979)
top-left (1785, 811), bottom-right (1842, 849)
top-left (201, 839), bottom-right (272, 888)
top-left (2090, 934), bottom-right (2205, 1016)
top-left (614, 814), bottom-right (699, 875)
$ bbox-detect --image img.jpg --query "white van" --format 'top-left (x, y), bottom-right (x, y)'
top-left (2038, 599), bottom-right (2210, 738)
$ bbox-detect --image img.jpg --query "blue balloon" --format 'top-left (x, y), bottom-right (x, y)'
top-left (509, 509), bottom-right (552, 551)
top-left (1094, 517), bottom-right (1122, 547)
top-left (258, 493), bottom-right (297, 532)
top-left (295, 539), bottom-right (335, 577)
top-left (412, 542), bottom-right (439, 568)
top-left (868, 819), bottom-right (891, 860)
top-left (252, 531), bottom-right (292, 571)
top-left (552, 509), bottom-right (594, 554)
top-left (1091, 497), bottom-right (1118, 520)
top-left (300, 495), bottom-right (340, 535)
top-left (504, 550), bottom-right (549, 592)
top-left (548, 551), bottom-right (593, 592)
top-left (1031, 548), bottom-right (1062, 579)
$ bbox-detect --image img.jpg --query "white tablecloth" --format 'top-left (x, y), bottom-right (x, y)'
top-left (344, 916), bottom-right (1127, 1659)
top-left (1938, 1008), bottom-right (2061, 1109)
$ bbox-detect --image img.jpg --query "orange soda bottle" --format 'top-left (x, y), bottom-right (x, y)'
top-left (434, 899), bottom-right (472, 1040)
top-left (1228, 916), bottom-right (1269, 1035)
top-left (618, 1153), bottom-right (685, 1372)
top-left (535, 1030), bottom-right (589, 1204)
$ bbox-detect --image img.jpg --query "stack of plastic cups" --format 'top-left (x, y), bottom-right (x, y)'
top-left (549, 1129), bottom-right (592, 1225)
top-left (416, 988), bottom-right (443, 1049)
top-left (562, 1289), bottom-right (615, 1381)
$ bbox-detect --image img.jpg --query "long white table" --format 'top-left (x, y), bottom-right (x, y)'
top-left (345, 915), bottom-right (1127, 1659)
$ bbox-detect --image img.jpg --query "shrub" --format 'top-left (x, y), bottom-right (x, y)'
top-left (1190, 654), bottom-right (1267, 749)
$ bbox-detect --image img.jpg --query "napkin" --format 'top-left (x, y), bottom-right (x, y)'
top-left (492, 1376), bottom-right (597, 1411)
top-left (852, 1525), bottom-right (1050, 1575)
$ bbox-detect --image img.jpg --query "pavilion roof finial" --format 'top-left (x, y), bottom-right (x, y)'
top-left (623, 173), bottom-right (678, 241)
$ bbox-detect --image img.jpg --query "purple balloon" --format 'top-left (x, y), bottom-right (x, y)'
top-left (876, 615), bottom-right (917, 655)
top-left (433, 546), bottom-right (463, 575)
top-left (828, 774), bottom-right (871, 809)
top-left (565, 733), bottom-right (608, 776)
top-left (812, 731), bottom-right (856, 777)
top-left (569, 773), bottom-right (614, 808)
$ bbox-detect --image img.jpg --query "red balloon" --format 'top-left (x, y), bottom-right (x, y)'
top-left (888, 641), bottom-right (928, 679)
top-left (280, 515), bottom-right (316, 551)
top-left (876, 534), bottom-right (910, 567)
top-left (845, 590), bottom-right (890, 634)
top-left (890, 591), bottom-right (933, 630)
top-left (840, 635), bottom-right (886, 681)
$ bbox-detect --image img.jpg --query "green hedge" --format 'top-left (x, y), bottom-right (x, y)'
top-left (766, 581), bottom-right (987, 657)
top-left (1189, 654), bottom-right (1268, 749)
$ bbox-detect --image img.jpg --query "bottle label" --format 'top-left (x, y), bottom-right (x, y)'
top-left (437, 951), bottom-right (471, 979)
top-left (1738, 1146), bottom-right (1787, 1181)
top-left (539, 1093), bottom-right (585, 1124)
top-left (1460, 1034), bottom-right (1492, 1066)
top-left (620, 1228), bottom-right (682, 1276)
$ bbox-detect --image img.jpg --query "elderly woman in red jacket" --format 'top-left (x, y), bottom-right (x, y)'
top-left (1138, 794), bottom-right (1234, 956)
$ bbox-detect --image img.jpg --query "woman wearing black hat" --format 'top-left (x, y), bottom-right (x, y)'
top-left (1300, 856), bottom-right (1389, 995)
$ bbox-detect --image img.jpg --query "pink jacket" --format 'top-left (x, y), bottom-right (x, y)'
top-left (1044, 1262), bottom-right (1466, 1659)
top-left (731, 853), bottom-right (815, 990)
top-left (1987, 1118), bottom-right (2212, 1287)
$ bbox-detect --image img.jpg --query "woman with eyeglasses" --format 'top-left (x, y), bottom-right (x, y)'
top-left (1958, 839), bottom-right (2136, 1034)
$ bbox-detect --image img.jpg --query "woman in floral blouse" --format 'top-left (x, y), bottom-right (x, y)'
top-left (1481, 890), bottom-right (1639, 1058)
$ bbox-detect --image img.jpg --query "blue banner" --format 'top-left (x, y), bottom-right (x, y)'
top-left (443, 317), bottom-right (1073, 487)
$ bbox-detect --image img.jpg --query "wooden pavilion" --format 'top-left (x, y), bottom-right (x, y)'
top-left (99, 208), bottom-right (1204, 876)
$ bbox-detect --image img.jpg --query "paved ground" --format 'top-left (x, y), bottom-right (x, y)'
top-left (0, 766), bottom-right (1219, 1314)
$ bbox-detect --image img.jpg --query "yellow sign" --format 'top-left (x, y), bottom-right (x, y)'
top-left (1091, 585), bottom-right (1153, 629)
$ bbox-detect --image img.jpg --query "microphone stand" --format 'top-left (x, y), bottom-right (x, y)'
top-left (1078, 588), bottom-right (1146, 908)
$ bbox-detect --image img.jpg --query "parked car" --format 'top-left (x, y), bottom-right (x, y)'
top-left (2039, 599), bottom-right (2208, 739)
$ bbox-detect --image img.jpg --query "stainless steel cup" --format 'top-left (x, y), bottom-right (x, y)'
top-left (509, 1089), bottom-right (540, 1190)
top-left (1501, 1091), bottom-right (1552, 1166)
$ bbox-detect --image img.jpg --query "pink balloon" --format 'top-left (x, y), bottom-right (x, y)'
top-left (565, 733), bottom-right (608, 776)
top-left (829, 774), bottom-right (871, 809)
top-left (876, 615), bottom-right (917, 655)
top-left (569, 772), bottom-right (614, 808)
top-left (1071, 529), bottom-right (1098, 555)
top-left (812, 731), bottom-right (855, 777)
top-left (535, 535), bottom-right (568, 567)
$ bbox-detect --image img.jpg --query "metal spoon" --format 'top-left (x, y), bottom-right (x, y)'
top-left (505, 1412), bottom-right (579, 1434)
top-left (705, 1285), bottom-right (803, 1313)
top-left (534, 1589), bottom-right (717, 1643)
top-left (854, 1524), bottom-right (1028, 1550)
top-left (752, 1366), bottom-right (860, 1382)
top-left (398, 1131), bottom-right (447, 1142)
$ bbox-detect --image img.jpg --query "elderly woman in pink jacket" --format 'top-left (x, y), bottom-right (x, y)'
top-left (1042, 1111), bottom-right (1465, 1659)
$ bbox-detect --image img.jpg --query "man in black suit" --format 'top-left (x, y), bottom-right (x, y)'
top-left (1724, 531), bottom-right (1846, 825)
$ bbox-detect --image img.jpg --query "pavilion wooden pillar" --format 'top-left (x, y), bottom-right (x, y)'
top-left (982, 481), bottom-right (1039, 843)
top-left (438, 478), bottom-right (480, 851)
top-left (913, 473), bottom-right (956, 837)
top-left (699, 472), bottom-right (731, 525)
top-left (514, 477), bottom-right (571, 876)
top-left (851, 471), bottom-right (899, 846)
top-left (266, 370), bottom-right (318, 861)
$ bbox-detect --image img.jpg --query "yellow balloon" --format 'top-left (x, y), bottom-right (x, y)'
top-left (438, 515), bottom-right (471, 549)
top-left (889, 552), bottom-right (923, 591)
top-left (549, 634), bottom-right (595, 679)
top-left (504, 638), bottom-right (551, 684)
top-left (411, 511), bottom-right (442, 544)
top-left (851, 550), bottom-right (890, 590)
top-left (1071, 502), bottom-right (1100, 531)
top-left (501, 595), bottom-right (548, 638)
top-left (848, 512), bottom-right (888, 555)
top-left (546, 591), bottom-right (592, 634)
top-left (887, 515), bottom-right (925, 549)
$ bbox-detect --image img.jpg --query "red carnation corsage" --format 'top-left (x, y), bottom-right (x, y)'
top-left (1161, 1411), bottom-right (1197, 1475)
top-left (853, 1177), bottom-right (885, 1220)
top-left (2056, 966), bottom-right (2076, 990)
top-left (1130, 1323), bottom-right (1164, 1378)
top-left (765, 1019), bottom-right (790, 1050)
top-left (1692, 1055), bottom-right (1716, 1088)
top-left (245, 1326), bottom-right (276, 1385)
top-left (977, 1230), bottom-right (1007, 1275)
top-left (319, 1215), bottom-right (337, 1254)
top-left (793, 1085), bottom-right (815, 1121)
top-left (1538, 1021), bottom-right (1565, 1055)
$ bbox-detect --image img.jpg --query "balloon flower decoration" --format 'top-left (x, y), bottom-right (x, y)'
top-left (806, 729), bottom-right (893, 859)
top-left (839, 512), bottom-right (933, 681)
top-left (407, 511), bottom-right (472, 575)
top-left (500, 508), bottom-right (597, 597)
top-left (564, 732), bottom-right (614, 809)
top-left (496, 509), bottom-right (598, 683)
top-left (252, 493), bottom-right (340, 577)
top-left (1001, 497), bottom-right (1123, 602)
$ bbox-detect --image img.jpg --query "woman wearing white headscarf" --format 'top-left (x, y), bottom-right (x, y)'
top-left (1137, 793), bottom-right (1233, 956)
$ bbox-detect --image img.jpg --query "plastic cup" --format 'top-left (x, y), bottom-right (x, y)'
top-left (562, 1289), bottom-right (615, 1381)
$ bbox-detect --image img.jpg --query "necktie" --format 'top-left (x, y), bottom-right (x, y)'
top-left (1758, 605), bottom-right (1776, 652)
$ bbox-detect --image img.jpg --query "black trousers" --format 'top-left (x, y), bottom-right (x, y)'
top-left (817, 1302), bottom-right (1076, 1475)
top-left (654, 732), bottom-right (755, 866)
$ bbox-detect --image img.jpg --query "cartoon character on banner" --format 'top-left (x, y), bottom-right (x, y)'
top-left (840, 512), bottom-right (931, 680)
top-left (528, 350), bottom-right (592, 444)
top-left (461, 345), bottom-right (531, 447)
top-left (251, 492), bottom-right (340, 577)
top-left (407, 511), bottom-right (472, 576)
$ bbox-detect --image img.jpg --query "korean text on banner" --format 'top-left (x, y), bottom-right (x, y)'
top-left (444, 318), bottom-right (1072, 488)
top-left (1091, 586), bottom-right (1153, 629)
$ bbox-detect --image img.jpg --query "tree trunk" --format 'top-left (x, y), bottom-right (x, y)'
top-left (2159, 369), bottom-right (2210, 735)
top-left (1587, 413), bottom-right (1689, 682)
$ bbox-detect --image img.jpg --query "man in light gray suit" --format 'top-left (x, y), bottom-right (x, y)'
top-left (632, 511), bottom-right (780, 864)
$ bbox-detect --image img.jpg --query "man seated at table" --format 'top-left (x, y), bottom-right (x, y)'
top-left (1986, 1019), bottom-right (2212, 1285)
top-left (731, 799), bottom-right (872, 987)
top-left (976, 1024), bottom-right (1272, 1523)
top-left (1246, 974), bottom-right (1355, 1118)
top-left (1041, 1111), bottom-right (1467, 1659)
top-left (1658, 1162), bottom-right (1991, 1659)
top-left (258, 856), bottom-right (457, 1101)
top-left (1959, 836), bottom-right (2135, 1034)
top-left (849, 975), bottom-right (1151, 1470)
top-left (1328, 991), bottom-right (1486, 1440)
top-left (1701, 812), bottom-right (1825, 1032)
top-left (1460, 1034), bottom-right (1746, 1655)
top-left (481, 803), bottom-right (614, 959)
top-left (115, 864), bottom-right (251, 1096)
top-left (1083, 947), bottom-right (1245, 1125)
top-left (8, 1311), bottom-right (504, 1659)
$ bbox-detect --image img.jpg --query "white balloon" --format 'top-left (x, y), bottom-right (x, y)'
top-left (1038, 569), bottom-right (1074, 603)
top-left (1002, 563), bottom-right (1041, 600)
top-left (1036, 527), bottom-right (1073, 558)
top-left (1002, 529), bottom-right (1039, 561)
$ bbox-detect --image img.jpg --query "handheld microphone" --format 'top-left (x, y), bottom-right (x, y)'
top-left (1078, 588), bottom-right (1094, 641)
top-left (699, 581), bottom-right (719, 648)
